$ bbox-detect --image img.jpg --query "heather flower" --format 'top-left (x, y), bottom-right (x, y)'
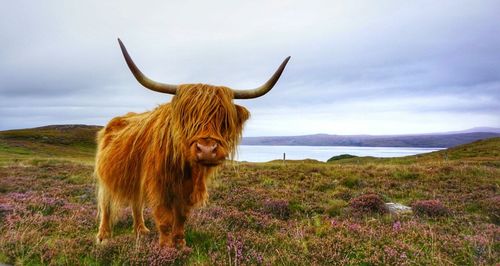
top-left (392, 221), bottom-right (402, 232)
top-left (262, 199), bottom-right (290, 219)
top-left (412, 200), bottom-right (450, 217)
top-left (330, 219), bottom-right (339, 227)
top-left (349, 193), bottom-right (388, 215)
top-left (383, 246), bottom-right (409, 265)
top-left (244, 249), bottom-right (265, 265)
top-left (481, 196), bottom-right (500, 224)
top-left (384, 246), bottom-right (398, 258)
top-left (465, 233), bottom-right (493, 261)
top-left (147, 244), bottom-right (181, 266)
top-left (227, 232), bottom-right (244, 265)
top-left (346, 222), bottom-right (362, 233)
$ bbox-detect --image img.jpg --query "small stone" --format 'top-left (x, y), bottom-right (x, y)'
top-left (385, 202), bottom-right (412, 214)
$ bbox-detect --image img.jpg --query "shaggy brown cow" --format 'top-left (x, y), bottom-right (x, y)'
top-left (95, 39), bottom-right (290, 248)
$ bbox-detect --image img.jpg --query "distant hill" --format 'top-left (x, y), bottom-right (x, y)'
top-left (1, 125), bottom-right (499, 153)
top-left (0, 124), bottom-right (102, 146)
top-left (441, 127), bottom-right (500, 134)
top-left (242, 129), bottom-right (500, 148)
top-left (0, 124), bottom-right (102, 160)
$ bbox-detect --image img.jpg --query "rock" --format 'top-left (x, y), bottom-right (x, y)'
top-left (385, 202), bottom-right (412, 214)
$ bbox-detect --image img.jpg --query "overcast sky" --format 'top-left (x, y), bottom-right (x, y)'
top-left (1, 1), bottom-right (499, 136)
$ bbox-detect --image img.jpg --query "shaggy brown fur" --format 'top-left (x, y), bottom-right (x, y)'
top-left (95, 84), bottom-right (249, 248)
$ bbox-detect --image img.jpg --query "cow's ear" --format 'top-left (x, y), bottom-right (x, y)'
top-left (235, 104), bottom-right (250, 125)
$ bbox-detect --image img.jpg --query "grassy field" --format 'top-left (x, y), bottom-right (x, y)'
top-left (0, 127), bottom-right (498, 265)
top-left (0, 125), bottom-right (99, 164)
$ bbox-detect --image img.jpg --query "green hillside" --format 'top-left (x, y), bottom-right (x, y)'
top-left (425, 137), bottom-right (500, 160)
top-left (328, 137), bottom-right (500, 165)
top-left (0, 125), bottom-right (101, 162)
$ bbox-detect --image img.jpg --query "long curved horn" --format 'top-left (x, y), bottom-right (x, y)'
top-left (118, 38), bottom-right (179, 94)
top-left (232, 56), bottom-right (291, 99)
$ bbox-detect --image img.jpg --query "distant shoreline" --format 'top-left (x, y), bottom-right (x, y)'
top-left (239, 144), bottom-right (447, 149)
top-left (235, 145), bottom-right (444, 162)
top-left (242, 132), bottom-right (500, 148)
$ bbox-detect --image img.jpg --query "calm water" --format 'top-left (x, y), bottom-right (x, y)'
top-left (235, 145), bottom-right (444, 162)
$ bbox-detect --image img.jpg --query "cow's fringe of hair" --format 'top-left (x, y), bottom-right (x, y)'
top-left (170, 84), bottom-right (244, 163)
top-left (95, 84), bottom-right (248, 229)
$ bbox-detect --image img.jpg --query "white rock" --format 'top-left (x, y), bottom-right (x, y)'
top-left (386, 202), bottom-right (412, 214)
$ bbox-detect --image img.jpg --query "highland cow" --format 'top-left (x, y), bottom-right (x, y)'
top-left (95, 39), bottom-right (290, 249)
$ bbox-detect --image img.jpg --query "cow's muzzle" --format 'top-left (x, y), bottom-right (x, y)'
top-left (193, 138), bottom-right (226, 166)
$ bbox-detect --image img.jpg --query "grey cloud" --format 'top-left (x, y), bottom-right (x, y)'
top-left (1, 0), bottom-right (499, 133)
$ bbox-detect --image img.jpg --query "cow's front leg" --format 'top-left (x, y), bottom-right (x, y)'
top-left (171, 206), bottom-right (191, 249)
top-left (153, 205), bottom-right (173, 247)
top-left (132, 201), bottom-right (150, 236)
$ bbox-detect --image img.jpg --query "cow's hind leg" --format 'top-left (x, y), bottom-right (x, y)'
top-left (96, 186), bottom-right (112, 244)
top-left (132, 201), bottom-right (150, 236)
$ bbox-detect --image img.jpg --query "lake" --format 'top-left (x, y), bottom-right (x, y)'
top-left (235, 145), bottom-right (444, 162)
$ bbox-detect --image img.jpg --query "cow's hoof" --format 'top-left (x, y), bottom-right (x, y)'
top-left (135, 225), bottom-right (151, 236)
top-left (96, 231), bottom-right (110, 245)
top-left (159, 235), bottom-right (173, 248)
top-left (174, 238), bottom-right (186, 249)
top-left (180, 245), bottom-right (192, 254)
